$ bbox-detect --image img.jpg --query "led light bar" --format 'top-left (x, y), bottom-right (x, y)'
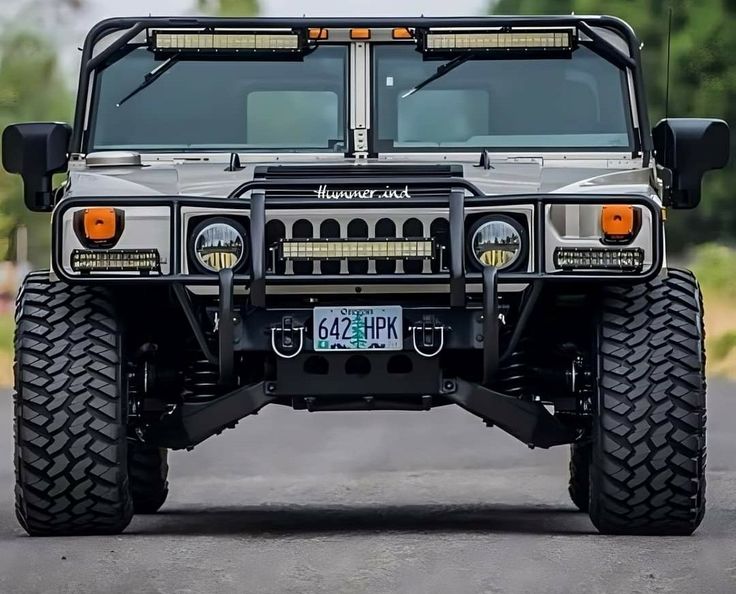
top-left (71, 249), bottom-right (161, 273)
top-left (554, 247), bottom-right (644, 272)
top-left (150, 30), bottom-right (303, 53)
top-left (281, 239), bottom-right (435, 261)
top-left (423, 28), bottom-right (575, 53)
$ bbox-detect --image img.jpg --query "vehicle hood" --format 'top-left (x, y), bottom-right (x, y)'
top-left (66, 156), bottom-right (658, 199)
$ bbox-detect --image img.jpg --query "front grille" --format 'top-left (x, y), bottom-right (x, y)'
top-left (265, 210), bottom-right (450, 276)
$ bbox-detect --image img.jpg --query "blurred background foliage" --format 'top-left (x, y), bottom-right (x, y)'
top-left (0, 0), bottom-right (733, 370)
top-left (493, 0), bottom-right (736, 370)
top-left (0, 31), bottom-right (72, 265)
top-left (0, 0), bottom-right (259, 267)
top-left (198, 0), bottom-right (260, 16)
top-left (493, 0), bottom-right (736, 250)
top-left (0, 0), bottom-right (732, 264)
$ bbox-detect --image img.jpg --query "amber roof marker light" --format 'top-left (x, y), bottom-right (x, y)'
top-left (392, 28), bottom-right (414, 39)
top-left (350, 28), bottom-right (371, 40)
top-left (308, 28), bottom-right (328, 40)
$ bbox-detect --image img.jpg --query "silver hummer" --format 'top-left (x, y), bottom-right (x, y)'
top-left (2, 16), bottom-right (729, 536)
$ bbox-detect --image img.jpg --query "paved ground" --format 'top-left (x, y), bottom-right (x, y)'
top-left (0, 380), bottom-right (734, 594)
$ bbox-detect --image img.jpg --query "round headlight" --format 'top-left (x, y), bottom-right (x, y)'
top-left (470, 217), bottom-right (524, 269)
top-left (193, 219), bottom-right (246, 272)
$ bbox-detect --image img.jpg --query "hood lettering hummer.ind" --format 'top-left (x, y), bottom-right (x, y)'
top-left (0, 16), bottom-right (729, 538)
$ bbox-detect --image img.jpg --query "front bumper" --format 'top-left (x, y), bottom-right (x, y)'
top-left (194, 264), bottom-right (507, 389)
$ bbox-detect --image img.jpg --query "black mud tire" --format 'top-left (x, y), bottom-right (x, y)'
top-left (589, 268), bottom-right (706, 535)
top-left (14, 272), bottom-right (133, 536)
top-left (128, 444), bottom-right (169, 514)
top-left (568, 443), bottom-right (590, 512)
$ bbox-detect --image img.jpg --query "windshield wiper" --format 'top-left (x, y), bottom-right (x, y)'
top-left (116, 54), bottom-right (180, 108)
top-left (401, 53), bottom-right (474, 99)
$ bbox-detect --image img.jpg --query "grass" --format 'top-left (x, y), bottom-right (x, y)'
top-left (711, 331), bottom-right (736, 361)
top-left (690, 243), bottom-right (736, 379)
top-left (689, 243), bottom-right (736, 301)
top-left (0, 311), bottom-right (13, 354)
top-left (0, 311), bottom-right (12, 387)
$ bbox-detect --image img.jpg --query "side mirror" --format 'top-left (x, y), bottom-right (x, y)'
top-left (652, 118), bottom-right (729, 209)
top-left (2, 122), bottom-right (71, 212)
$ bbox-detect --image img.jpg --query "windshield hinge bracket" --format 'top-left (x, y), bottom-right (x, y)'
top-left (353, 128), bottom-right (369, 158)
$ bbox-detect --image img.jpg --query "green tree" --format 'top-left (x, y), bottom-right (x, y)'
top-left (492, 0), bottom-right (736, 251)
top-left (197, 0), bottom-right (260, 16)
top-left (0, 31), bottom-right (72, 265)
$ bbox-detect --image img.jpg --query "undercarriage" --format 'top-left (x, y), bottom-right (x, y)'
top-left (126, 274), bottom-right (590, 452)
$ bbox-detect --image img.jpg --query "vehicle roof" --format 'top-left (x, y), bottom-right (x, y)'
top-left (85, 15), bottom-right (639, 39)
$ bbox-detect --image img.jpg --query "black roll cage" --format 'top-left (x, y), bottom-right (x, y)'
top-left (71, 15), bottom-right (653, 162)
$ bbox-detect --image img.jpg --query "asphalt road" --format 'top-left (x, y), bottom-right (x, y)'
top-left (0, 381), bottom-right (734, 594)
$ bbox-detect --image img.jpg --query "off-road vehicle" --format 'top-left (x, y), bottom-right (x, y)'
top-left (2, 16), bottom-right (729, 536)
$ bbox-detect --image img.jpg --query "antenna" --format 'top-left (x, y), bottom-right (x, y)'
top-left (660, 6), bottom-right (674, 201)
top-left (664, 6), bottom-right (673, 120)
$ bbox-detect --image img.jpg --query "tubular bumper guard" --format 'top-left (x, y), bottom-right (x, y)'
top-left (53, 176), bottom-right (659, 451)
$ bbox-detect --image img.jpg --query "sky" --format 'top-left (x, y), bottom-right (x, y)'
top-left (0, 0), bottom-right (490, 75)
top-left (85, 0), bottom-right (490, 18)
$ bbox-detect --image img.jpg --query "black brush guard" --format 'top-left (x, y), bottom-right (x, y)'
top-left (150, 263), bottom-right (576, 450)
top-left (51, 174), bottom-right (661, 450)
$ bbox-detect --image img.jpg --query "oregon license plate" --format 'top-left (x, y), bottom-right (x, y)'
top-left (313, 306), bottom-right (403, 351)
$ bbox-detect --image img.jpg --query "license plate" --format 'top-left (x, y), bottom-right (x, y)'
top-left (313, 306), bottom-right (402, 351)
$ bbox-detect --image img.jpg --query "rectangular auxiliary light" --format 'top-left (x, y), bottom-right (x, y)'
top-left (150, 30), bottom-right (303, 53)
top-left (554, 247), bottom-right (644, 272)
top-left (281, 239), bottom-right (435, 261)
top-left (71, 249), bottom-right (161, 273)
top-left (423, 28), bottom-right (575, 53)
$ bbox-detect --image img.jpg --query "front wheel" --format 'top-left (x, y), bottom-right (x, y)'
top-left (589, 268), bottom-right (706, 535)
top-left (14, 272), bottom-right (133, 536)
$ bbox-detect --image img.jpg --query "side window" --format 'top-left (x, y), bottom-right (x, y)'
top-left (246, 91), bottom-right (340, 148)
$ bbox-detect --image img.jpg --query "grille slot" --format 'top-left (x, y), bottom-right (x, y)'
top-left (403, 218), bottom-right (424, 275)
top-left (319, 219), bottom-right (341, 275)
top-left (347, 220), bottom-right (369, 275)
top-left (430, 217), bottom-right (450, 274)
top-left (375, 218), bottom-right (397, 275)
top-left (268, 209), bottom-right (449, 277)
top-left (291, 219), bottom-right (313, 275)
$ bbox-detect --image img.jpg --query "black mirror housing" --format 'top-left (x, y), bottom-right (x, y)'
top-left (2, 122), bottom-right (71, 212)
top-left (653, 118), bottom-right (730, 209)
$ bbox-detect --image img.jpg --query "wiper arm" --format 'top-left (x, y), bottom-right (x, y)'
top-left (401, 53), bottom-right (474, 99)
top-left (116, 54), bottom-right (180, 108)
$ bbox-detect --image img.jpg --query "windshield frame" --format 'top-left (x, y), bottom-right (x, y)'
top-left (72, 17), bottom-right (652, 162)
top-left (85, 43), bottom-right (351, 154)
top-left (370, 42), bottom-right (637, 154)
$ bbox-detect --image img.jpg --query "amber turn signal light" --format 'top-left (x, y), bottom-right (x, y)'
top-left (601, 205), bottom-right (635, 241)
top-left (74, 207), bottom-right (124, 247)
top-left (83, 208), bottom-right (117, 240)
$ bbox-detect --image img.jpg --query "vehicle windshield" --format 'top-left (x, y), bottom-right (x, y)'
top-left (373, 45), bottom-right (634, 152)
top-left (88, 45), bottom-right (348, 152)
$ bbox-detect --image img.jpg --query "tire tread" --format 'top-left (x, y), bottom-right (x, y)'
top-left (14, 272), bottom-right (133, 536)
top-left (589, 268), bottom-right (706, 535)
